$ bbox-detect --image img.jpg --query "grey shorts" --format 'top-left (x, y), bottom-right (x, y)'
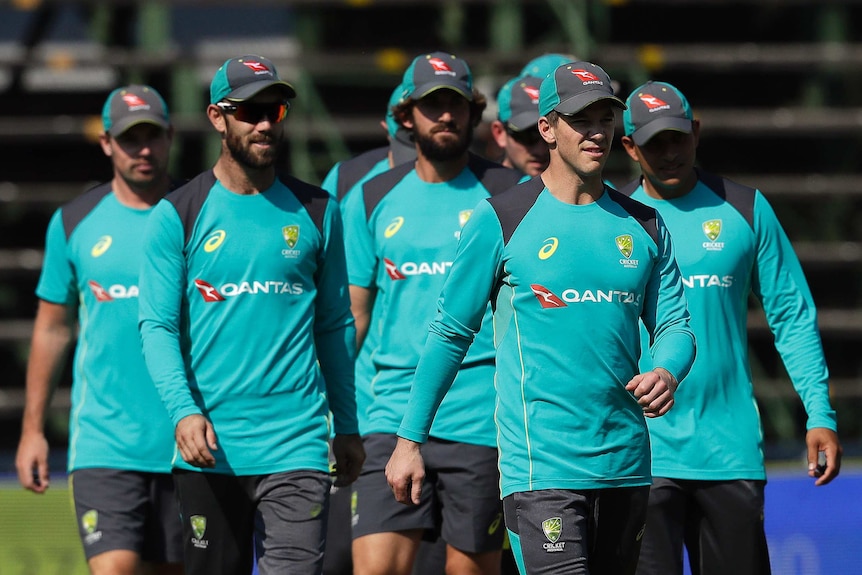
top-left (70, 468), bottom-right (183, 563)
top-left (503, 486), bottom-right (650, 575)
top-left (351, 433), bottom-right (504, 554)
top-left (173, 469), bottom-right (331, 575)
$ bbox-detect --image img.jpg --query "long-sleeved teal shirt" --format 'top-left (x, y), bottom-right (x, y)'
top-left (138, 171), bottom-right (357, 475)
top-left (398, 178), bottom-right (696, 497)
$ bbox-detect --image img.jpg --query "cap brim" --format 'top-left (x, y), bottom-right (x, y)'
top-left (108, 116), bottom-right (170, 137)
top-left (507, 110), bottom-right (540, 132)
top-left (631, 117), bottom-right (693, 146)
top-left (410, 83), bottom-right (473, 102)
top-left (554, 93), bottom-right (627, 116)
top-left (390, 129), bottom-right (416, 165)
top-left (225, 80), bottom-right (296, 102)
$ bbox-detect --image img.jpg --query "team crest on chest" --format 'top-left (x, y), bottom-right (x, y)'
top-left (616, 234), bottom-right (638, 268)
top-left (701, 219), bottom-right (725, 251)
top-left (282, 225), bottom-right (301, 258)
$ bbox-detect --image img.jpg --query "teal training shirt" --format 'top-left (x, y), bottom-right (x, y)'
top-left (37, 186), bottom-right (175, 473)
top-left (342, 154), bottom-right (523, 446)
top-left (398, 179), bottom-right (696, 497)
top-left (138, 171), bottom-right (357, 475)
top-left (623, 171), bottom-right (836, 481)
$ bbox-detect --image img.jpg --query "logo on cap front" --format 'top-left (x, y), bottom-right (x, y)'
top-left (571, 69), bottom-right (601, 85)
top-left (121, 93), bottom-right (149, 111)
top-left (522, 84), bottom-right (540, 102)
top-left (638, 93), bottom-right (671, 112)
top-left (428, 57), bottom-right (456, 77)
top-left (243, 60), bottom-right (273, 75)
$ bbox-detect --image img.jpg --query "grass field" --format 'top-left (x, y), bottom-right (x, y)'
top-left (0, 476), bottom-right (89, 575)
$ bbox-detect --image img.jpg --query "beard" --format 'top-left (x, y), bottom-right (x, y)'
top-left (226, 129), bottom-right (283, 170)
top-left (415, 123), bottom-right (473, 162)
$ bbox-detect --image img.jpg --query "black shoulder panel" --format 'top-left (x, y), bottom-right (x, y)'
top-left (695, 167), bottom-right (756, 230)
top-left (487, 176), bottom-right (544, 245)
top-left (606, 187), bottom-right (660, 246)
top-left (61, 182), bottom-right (113, 240)
top-left (336, 146), bottom-right (389, 201)
top-left (361, 161), bottom-right (414, 222)
top-left (280, 174), bottom-right (330, 236)
top-left (467, 152), bottom-right (524, 196)
top-left (165, 170), bottom-right (218, 246)
top-left (616, 177), bottom-right (642, 198)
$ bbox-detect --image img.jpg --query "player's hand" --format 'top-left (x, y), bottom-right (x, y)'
top-left (15, 431), bottom-right (50, 493)
top-left (175, 414), bottom-right (218, 468)
top-left (626, 368), bottom-right (678, 418)
top-left (385, 437), bottom-right (425, 506)
top-left (806, 427), bottom-right (842, 486)
top-left (331, 434), bottom-right (365, 487)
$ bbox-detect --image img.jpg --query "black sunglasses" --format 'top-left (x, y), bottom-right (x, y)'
top-left (506, 126), bottom-right (543, 147)
top-left (216, 100), bottom-right (290, 124)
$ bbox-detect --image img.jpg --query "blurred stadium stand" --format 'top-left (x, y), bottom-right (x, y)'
top-left (0, 0), bottom-right (860, 462)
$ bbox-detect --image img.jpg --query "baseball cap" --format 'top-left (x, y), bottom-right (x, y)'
top-left (520, 53), bottom-right (576, 79)
top-left (538, 61), bottom-right (626, 117)
top-left (386, 83), bottom-right (416, 165)
top-left (623, 81), bottom-right (694, 146)
top-left (400, 51), bottom-right (473, 102)
top-left (210, 54), bottom-right (296, 104)
top-left (497, 75), bottom-right (543, 132)
top-left (101, 84), bottom-right (170, 137)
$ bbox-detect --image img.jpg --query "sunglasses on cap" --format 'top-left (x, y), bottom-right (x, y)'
top-left (506, 126), bottom-right (543, 147)
top-left (216, 100), bottom-right (290, 124)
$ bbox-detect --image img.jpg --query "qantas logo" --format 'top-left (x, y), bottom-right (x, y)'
top-left (522, 84), bottom-right (540, 103)
top-left (194, 279), bottom-right (225, 302)
top-left (121, 93), bottom-right (149, 110)
top-left (682, 275), bottom-right (733, 289)
top-left (638, 93), bottom-right (670, 112)
top-left (531, 284), bottom-right (566, 308)
top-left (428, 57), bottom-right (456, 76)
top-left (384, 258), bottom-right (406, 280)
top-left (383, 258), bottom-right (452, 280)
top-left (194, 279), bottom-right (305, 302)
top-left (530, 284), bottom-right (642, 308)
top-left (87, 280), bottom-right (138, 301)
top-left (242, 60), bottom-right (272, 75)
top-left (571, 69), bottom-right (601, 85)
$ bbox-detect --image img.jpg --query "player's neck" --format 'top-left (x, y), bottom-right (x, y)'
top-left (541, 163), bottom-right (604, 205)
top-left (111, 175), bottom-right (169, 209)
top-left (641, 169), bottom-right (698, 200)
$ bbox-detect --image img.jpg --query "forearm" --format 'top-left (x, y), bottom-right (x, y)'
top-left (21, 304), bottom-right (75, 435)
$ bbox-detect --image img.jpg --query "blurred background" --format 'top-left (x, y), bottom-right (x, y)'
top-left (0, 0), bottom-right (860, 573)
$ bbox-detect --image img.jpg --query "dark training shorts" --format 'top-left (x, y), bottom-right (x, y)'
top-left (70, 468), bottom-right (183, 563)
top-left (351, 433), bottom-right (504, 554)
top-left (504, 486), bottom-right (650, 575)
top-left (173, 469), bottom-right (330, 575)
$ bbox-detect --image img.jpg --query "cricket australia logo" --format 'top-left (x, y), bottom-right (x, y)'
top-left (616, 234), bottom-right (638, 268)
top-left (702, 219), bottom-right (725, 251)
top-left (282, 225), bottom-right (301, 258)
top-left (542, 516), bottom-right (565, 552)
top-left (82, 509), bottom-right (102, 545)
top-left (191, 515), bottom-right (209, 549)
top-left (455, 210), bottom-right (472, 239)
